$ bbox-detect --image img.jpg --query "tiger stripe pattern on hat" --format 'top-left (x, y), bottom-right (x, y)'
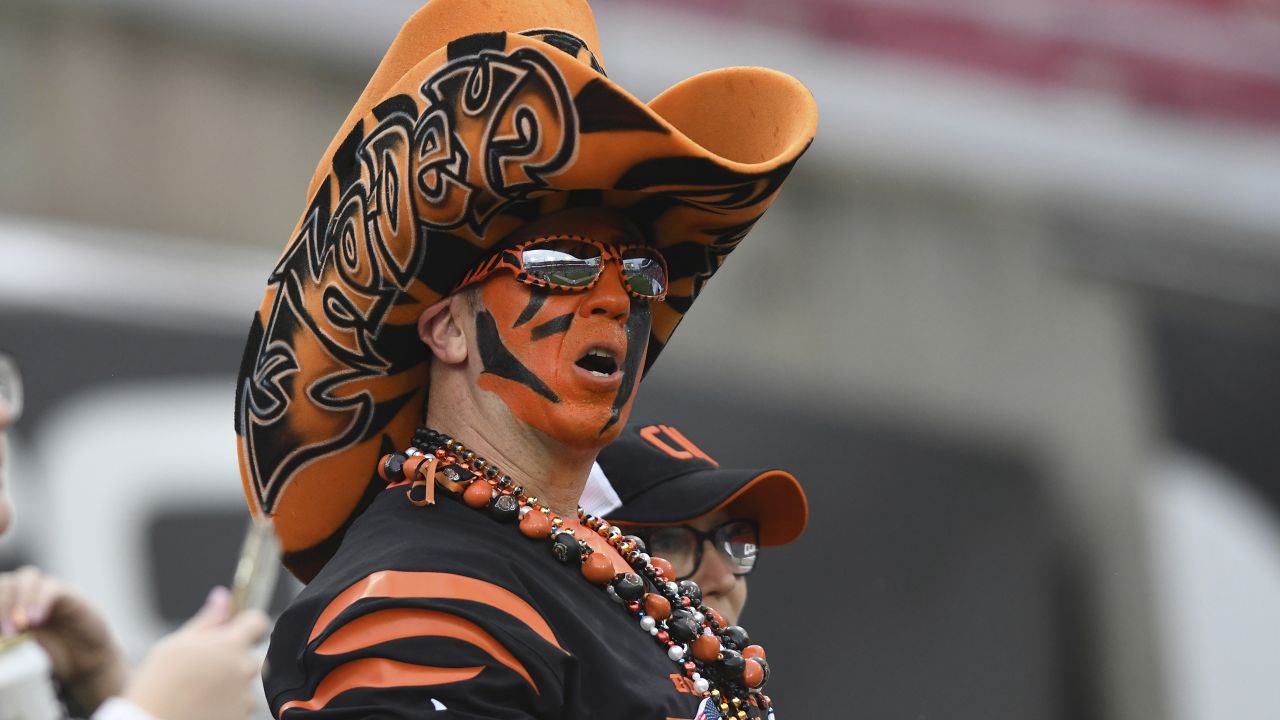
top-left (235, 16), bottom-right (816, 578)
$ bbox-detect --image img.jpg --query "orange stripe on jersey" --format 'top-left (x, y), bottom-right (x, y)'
top-left (315, 607), bottom-right (539, 692)
top-left (278, 658), bottom-right (482, 715)
top-left (310, 571), bottom-right (562, 651)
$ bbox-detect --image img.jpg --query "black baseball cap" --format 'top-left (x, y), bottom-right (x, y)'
top-left (596, 421), bottom-right (808, 546)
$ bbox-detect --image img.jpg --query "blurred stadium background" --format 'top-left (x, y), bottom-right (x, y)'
top-left (2, 1), bottom-right (1279, 718)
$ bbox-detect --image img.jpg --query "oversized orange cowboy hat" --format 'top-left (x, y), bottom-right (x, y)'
top-left (234, 0), bottom-right (818, 580)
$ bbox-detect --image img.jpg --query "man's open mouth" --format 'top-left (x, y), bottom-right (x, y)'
top-left (575, 348), bottom-right (619, 377)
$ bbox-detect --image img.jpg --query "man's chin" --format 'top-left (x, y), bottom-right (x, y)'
top-left (536, 405), bottom-right (628, 450)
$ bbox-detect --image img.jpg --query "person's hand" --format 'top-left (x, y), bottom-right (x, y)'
top-left (0, 566), bottom-right (129, 714)
top-left (124, 586), bottom-right (269, 720)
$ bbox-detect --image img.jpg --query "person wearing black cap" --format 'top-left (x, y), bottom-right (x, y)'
top-left (594, 422), bottom-right (808, 626)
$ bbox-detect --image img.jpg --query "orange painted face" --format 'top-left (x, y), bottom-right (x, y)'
top-left (468, 213), bottom-right (654, 449)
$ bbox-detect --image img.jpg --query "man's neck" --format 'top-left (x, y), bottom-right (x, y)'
top-left (426, 411), bottom-right (596, 517)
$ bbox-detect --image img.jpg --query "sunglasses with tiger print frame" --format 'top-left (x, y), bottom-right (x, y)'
top-left (455, 235), bottom-right (669, 300)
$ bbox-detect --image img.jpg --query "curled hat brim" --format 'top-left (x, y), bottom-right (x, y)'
top-left (606, 468), bottom-right (809, 547)
top-left (234, 2), bottom-right (817, 581)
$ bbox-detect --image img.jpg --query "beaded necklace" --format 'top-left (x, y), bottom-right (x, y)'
top-left (376, 427), bottom-right (774, 720)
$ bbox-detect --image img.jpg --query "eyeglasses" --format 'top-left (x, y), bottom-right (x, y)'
top-left (455, 235), bottom-right (668, 300)
top-left (629, 519), bottom-right (758, 581)
top-left (0, 354), bottom-right (22, 427)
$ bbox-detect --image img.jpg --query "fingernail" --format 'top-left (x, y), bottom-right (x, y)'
top-left (206, 585), bottom-right (230, 607)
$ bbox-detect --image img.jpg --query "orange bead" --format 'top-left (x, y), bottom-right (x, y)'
top-left (581, 553), bottom-right (615, 585)
top-left (643, 593), bottom-right (671, 621)
top-left (519, 510), bottom-right (552, 539)
top-left (707, 607), bottom-right (726, 628)
top-left (743, 657), bottom-right (765, 688)
top-left (650, 556), bottom-right (676, 579)
top-left (743, 644), bottom-right (766, 660)
top-left (463, 481), bottom-right (492, 508)
top-left (692, 634), bottom-right (722, 662)
top-left (401, 454), bottom-right (427, 481)
top-left (376, 454), bottom-right (394, 482)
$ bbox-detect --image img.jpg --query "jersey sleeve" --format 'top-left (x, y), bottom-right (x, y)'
top-left (265, 570), bottom-right (569, 720)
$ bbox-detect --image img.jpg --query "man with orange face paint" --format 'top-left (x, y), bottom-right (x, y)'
top-left (238, 0), bottom-right (816, 718)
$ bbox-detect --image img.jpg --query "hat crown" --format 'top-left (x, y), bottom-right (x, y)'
top-left (314, 0), bottom-right (605, 198)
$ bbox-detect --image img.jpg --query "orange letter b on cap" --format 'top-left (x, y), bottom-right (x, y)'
top-left (638, 425), bottom-right (718, 467)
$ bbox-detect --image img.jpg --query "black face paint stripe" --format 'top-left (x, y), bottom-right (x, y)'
top-left (530, 313), bottom-right (574, 341)
top-left (513, 285), bottom-right (549, 328)
top-left (599, 299), bottom-right (651, 435)
top-left (476, 310), bottom-right (561, 403)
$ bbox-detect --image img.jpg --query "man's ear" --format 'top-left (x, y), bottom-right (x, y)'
top-left (418, 294), bottom-right (470, 365)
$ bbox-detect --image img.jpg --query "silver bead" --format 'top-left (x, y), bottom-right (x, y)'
top-left (693, 612), bottom-right (706, 624)
top-left (640, 616), bottom-right (656, 632)
top-left (694, 678), bottom-right (710, 694)
top-left (405, 447), bottom-right (421, 456)
top-left (665, 581), bottom-right (679, 595)
top-left (667, 645), bottom-right (686, 662)
top-left (518, 505), bottom-right (532, 519)
top-left (638, 553), bottom-right (650, 564)
top-left (650, 626), bottom-right (660, 636)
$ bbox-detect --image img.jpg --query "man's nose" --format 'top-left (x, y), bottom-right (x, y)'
top-left (692, 540), bottom-right (737, 593)
top-left (579, 260), bottom-right (630, 321)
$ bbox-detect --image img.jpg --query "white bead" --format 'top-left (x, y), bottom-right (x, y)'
top-left (665, 581), bottom-right (679, 595)
top-left (518, 505), bottom-right (532, 519)
top-left (667, 645), bottom-right (685, 661)
top-left (694, 678), bottom-right (710, 694)
top-left (405, 447), bottom-right (421, 456)
top-left (640, 616), bottom-right (656, 632)
top-left (691, 673), bottom-right (701, 681)
top-left (650, 627), bottom-right (660, 636)
top-left (638, 553), bottom-right (650, 563)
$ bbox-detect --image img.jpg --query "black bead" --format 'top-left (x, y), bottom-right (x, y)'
top-left (551, 532), bottom-right (582, 564)
top-left (462, 450), bottom-right (476, 463)
top-left (720, 625), bottom-right (750, 650)
top-left (718, 648), bottom-right (745, 675)
top-left (484, 466), bottom-right (498, 479)
top-left (667, 615), bottom-right (700, 643)
top-left (677, 580), bottom-right (702, 606)
top-left (499, 475), bottom-right (514, 489)
top-left (383, 453), bottom-right (408, 481)
top-left (611, 572), bottom-right (645, 602)
top-left (473, 457), bottom-right (486, 470)
top-left (624, 535), bottom-right (647, 554)
top-left (490, 493), bottom-right (520, 522)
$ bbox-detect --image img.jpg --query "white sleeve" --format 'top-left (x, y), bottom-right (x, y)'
top-left (91, 697), bottom-right (162, 720)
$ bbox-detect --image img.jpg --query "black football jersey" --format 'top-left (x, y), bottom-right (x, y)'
top-left (264, 484), bottom-right (753, 719)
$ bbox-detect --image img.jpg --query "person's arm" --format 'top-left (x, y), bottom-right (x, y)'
top-left (0, 566), bottom-right (128, 714)
top-left (119, 587), bottom-right (267, 720)
top-left (0, 568), bottom-right (268, 720)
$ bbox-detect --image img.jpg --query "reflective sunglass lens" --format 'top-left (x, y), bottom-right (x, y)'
top-left (521, 241), bottom-right (603, 287)
top-left (620, 253), bottom-right (666, 297)
top-left (718, 521), bottom-right (759, 575)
